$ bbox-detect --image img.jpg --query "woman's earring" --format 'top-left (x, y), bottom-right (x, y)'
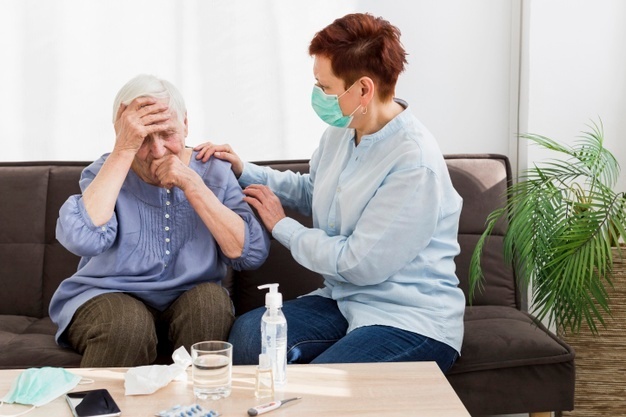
top-left (361, 106), bottom-right (368, 115)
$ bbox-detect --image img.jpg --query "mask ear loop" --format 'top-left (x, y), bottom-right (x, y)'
top-left (0, 403), bottom-right (36, 417)
top-left (0, 375), bottom-right (93, 416)
top-left (78, 377), bottom-right (95, 385)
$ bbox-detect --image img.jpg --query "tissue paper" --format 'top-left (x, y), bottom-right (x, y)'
top-left (124, 346), bottom-right (192, 395)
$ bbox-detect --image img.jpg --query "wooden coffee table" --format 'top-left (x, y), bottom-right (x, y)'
top-left (0, 362), bottom-right (469, 416)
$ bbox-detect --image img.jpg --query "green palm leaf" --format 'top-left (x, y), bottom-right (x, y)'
top-left (469, 119), bottom-right (626, 334)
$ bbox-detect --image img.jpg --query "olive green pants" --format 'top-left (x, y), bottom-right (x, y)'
top-left (67, 283), bottom-right (235, 367)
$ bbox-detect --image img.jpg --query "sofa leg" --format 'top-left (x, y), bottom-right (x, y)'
top-left (529, 413), bottom-right (551, 417)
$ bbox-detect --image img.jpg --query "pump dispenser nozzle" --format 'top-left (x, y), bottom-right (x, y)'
top-left (258, 283), bottom-right (282, 309)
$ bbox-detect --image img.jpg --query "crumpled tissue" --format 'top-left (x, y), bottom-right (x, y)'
top-left (124, 345), bottom-right (192, 395)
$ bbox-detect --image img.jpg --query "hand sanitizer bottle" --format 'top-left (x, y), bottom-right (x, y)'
top-left (258, 283), bottom-right (287, 385)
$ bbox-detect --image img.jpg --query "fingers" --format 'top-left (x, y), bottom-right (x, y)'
top-left (243, 185), bottom-right (281, 212)
top-left (243, 184), bottom-right (274, 199)
top-left (114, 97), bottom-right (171, 153)
top-left (132, 96), bottom-right (160, 113)
top-left (242, 185), bottom-right (285, 232)
top-left (242, 195), bottom-right (261, 210)
top-left (193, 142), bottom-right (233, 162)
top-left (193, 142), bottom-right (215, 161)
top-left (213, 150), bottom-right (240, 166)
top-left (132, 99), bottom-right (170, 131)
top-left (149, 157), bottom-right (168, 185)
top-left (115, 103), bottom-right (127, 123)
top-left (193, 142), bottom-right (244, 178)
top-left (116, 97), bottom-right (161, 120)
top-left (150, 156), bottom-right (182, 189)
top-left (140, 110), bottom-right (171, 127)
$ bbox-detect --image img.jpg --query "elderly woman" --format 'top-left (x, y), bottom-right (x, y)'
top-left (197, 13), bottom-right (464, 372)
top-left (49, 74), bottom-right (269, 367)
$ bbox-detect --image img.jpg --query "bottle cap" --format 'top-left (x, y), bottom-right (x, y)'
top-left (258, 283), bottom-right (282, 309)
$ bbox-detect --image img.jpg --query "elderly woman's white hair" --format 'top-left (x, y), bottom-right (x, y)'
top-left (112, 74), bottom-right (187, 124)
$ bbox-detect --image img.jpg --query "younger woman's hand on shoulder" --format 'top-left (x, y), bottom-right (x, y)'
top-left (194, 141), bottom-right (244, 178)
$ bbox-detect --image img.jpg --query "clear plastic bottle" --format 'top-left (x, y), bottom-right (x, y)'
top-left (258, 283), bottom-right (287, 385)
top-left (255, 353), bottom-right (274, 398)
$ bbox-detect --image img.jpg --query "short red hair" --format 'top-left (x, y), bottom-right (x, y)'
top-left (309, 13), bottom-right (407, 101)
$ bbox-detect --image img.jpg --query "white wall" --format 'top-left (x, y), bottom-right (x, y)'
top-left (355, 0), bottom-right (518, 157)
top-left (0, 0), bottom-right (516, 163)
top-left (2, 0), bottom-right (624, 196)
top-left (524, 0), bottom-right (626, 193)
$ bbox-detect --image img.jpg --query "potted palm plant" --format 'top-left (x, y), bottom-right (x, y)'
top-left (468, 120), bottom-right (626, 415)
top-left (469, 119), bottom-right (625, 332)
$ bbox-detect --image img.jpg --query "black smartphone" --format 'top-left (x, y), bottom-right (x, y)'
top-left (65, 389), bottom-right (122, 417)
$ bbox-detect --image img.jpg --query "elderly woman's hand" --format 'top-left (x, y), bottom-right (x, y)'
top-left (242, 184), bottom-right (286, 232)
top-left (194, 142), bottom-right (244, 178)
top-left (113, 97), bottom-right (171, 154)
top-left (150, 155), bottom-right (199, 191)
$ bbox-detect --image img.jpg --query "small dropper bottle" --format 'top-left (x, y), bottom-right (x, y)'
top-left (255, 353), bottom-right (274, 398)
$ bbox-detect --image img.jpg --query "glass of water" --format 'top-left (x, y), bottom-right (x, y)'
top-left (191, 341), bottom-right (233, 400)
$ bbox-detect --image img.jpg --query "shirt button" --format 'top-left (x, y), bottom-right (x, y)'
top-left (100, 226), bottom-right (106, 231)
top-left (166, 189), bottom-right (171, 194)
top-left (329, 223), bottom-right (335, 228)
top-left (166, 238), bottom-right (170, 243)
top-left (165, 250), bottom-right (171, 255)
top-left (164, 263), bottom-right (168, 268)
top-left (166, 201), bottom-right (171, 206)
top-left (165, 214), bottom-right (170, 219)
top-left (165, 226), bottom-right (170, 231)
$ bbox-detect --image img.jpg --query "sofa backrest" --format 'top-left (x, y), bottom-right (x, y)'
top-left (0, 154), bottom-right (517, 319)
top-left (0, 162), bottom-right (85, 318)
top-left (446, 155), bottom-right (518, 308)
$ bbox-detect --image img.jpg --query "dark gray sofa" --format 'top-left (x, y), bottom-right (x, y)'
top-left (0, 155), bottom-right (574, 416)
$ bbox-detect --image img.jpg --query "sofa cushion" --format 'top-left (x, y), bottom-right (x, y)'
top-left (449, 306), bottom-right (574, 374)
top-left (0, 316), bottom-right (82, 369)
top-left (447, 305), bottom-right (575, 415)
top-left (0, 244), bottom-right (45, 317)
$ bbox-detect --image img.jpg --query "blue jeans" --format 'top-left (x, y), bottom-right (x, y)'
top-left (228, 295), bottom-right (459, 373)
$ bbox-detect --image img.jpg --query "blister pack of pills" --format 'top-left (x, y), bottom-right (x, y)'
top-left (155, 403), bottom-right (220, 417)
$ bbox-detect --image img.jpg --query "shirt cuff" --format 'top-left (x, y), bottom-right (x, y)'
top-left (238, 162), bottom-right (264, 188)
top-left (272, 217), bottom-right (304, 250)
top-left (76, 196), bottom-right (116, 233)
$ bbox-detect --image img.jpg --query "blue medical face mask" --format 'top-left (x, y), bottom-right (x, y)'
top-left (0, 367), bottom-right (82, 414)
top-left (311, 82), bottom-right (361, 128)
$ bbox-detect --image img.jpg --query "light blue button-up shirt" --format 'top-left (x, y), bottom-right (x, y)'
top-left (239, 101), bottom-right (465, 353)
